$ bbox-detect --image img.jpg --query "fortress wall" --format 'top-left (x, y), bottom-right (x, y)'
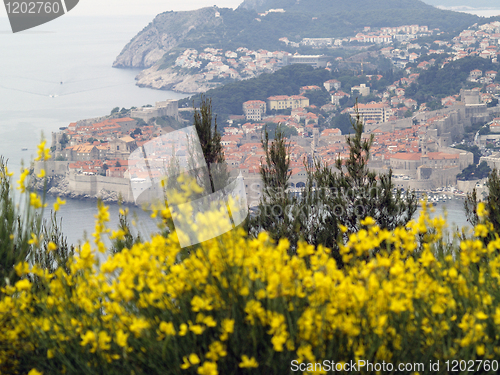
top-left (68, 173), bottom-right (134, 202)
top-left (34, 161), bottom-right (70, 177)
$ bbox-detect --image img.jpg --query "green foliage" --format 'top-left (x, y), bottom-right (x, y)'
top-left (303, 89), bottom-right (330, 107)
top-left (182, 65), bottom-right (332, 115)
top-left (247, 126), bottom-right (299, 245)
top-left (406, 57), bottom-right (499, 104)
top-left (237, 0), bottom-right (478, 37)
top-left (110, 208), bottom-right (142, 255)
top-left (248, 107), bottom-right (417, 263)
top-left (192, 95), bottom-right (229, 192)
top-left (33, 212), bottom-right (75, 275)
top-left (452, 144), bottom-right (481, 164)
top-left (59, 133), bottom-right (69, 149)
top-left (0, 158), bottom-right (72, 290)
top-left (110, 107), bottom-right (119, 115)
top-left (0, 160), bottom-right (35, 289)
top-left (488, 98), bottom-right (499, 108)
top-left (457, 161), bottom-right (491, 181)
top-left (332, 113), bottom-right (354, 135)
top-left (131, 117), bottom-right (147, 127)
top-left (131, 127), bottom-right (142, 137)
top-left (309, 108), bottom-right (418, 254)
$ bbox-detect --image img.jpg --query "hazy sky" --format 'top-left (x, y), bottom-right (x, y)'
top-left (0, 0), bottom-right (243, 17)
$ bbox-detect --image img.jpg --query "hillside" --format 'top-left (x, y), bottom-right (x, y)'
top-left (421, 0), bottom-right (500, 8)
top-left (113, 8), bottom-right (224, 69)
top-left (180, 64), bottom-right (332, 115)
top-left (240, 0), bottom-right (432, 14)
top-left (114, 0), bottom-right (479, 70)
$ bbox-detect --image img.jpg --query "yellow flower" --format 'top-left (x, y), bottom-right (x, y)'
top-left (47, 241), bottom-right (58, 252)
top-left (14, 262), bottom-right (30, 276)
top-left (220, 319), bottom-right (234, 341)
top-left (35, 140), bottom-right (51, 161)
top-left (179, 323), bottom-right (188, 336)
top-left (180, 353), bottom-right (200, 369)
top-left (15, 279), bottom-right (31, 291)
top-left (159, 321), bottom-right (176, 336)
top-left (360, 216), bottom-right (375, 226)
top-left (477, 202), bottom-right (487, 218)
top-left (474, 224), bottom-right (489, 238)
top-left (80, 331), bottom-right (96, 347)
top-left (189, 323), bottom-right (205, 335)
top-left (129, 317), bottom-right (150, 338)
top-left (17, 168), bottom-right (30, 193)
top-left (98, 331), bottom-right (112, 351)
top-left (37, 169), bottom-right (46, 178)
top-left (28, 370), bottom-right (43, 375)
top-left (115, 330), bottom-right (129, 348)
top-left (197, 361), bottom-right (218, 375)
top-left (30, 192), bottom-right (46, 209)
top-left (206, 341), bottom-right (227, 361)
top-left (239, 355), bottom-right (259, 368)
top-left (53, 196), bottom-right (66, 212)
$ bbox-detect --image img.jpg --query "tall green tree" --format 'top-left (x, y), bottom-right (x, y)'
top-left (313, 108), bottom-right (417, 234)
top-left (247, 126), bottom-right (300, 245)
top-left (191, 95), bottom-right (229, 193)
top-left (248, 106), bottom-right (418, 264)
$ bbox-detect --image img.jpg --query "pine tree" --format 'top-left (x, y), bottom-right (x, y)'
top-left (192, 94), bottom-right (229, 193)
top-left (312, 106), bottom-right (417, 234)
top-left (247, 126), bottom-right (300, 244)
top-left (248, 105), bottom-right (418, 263)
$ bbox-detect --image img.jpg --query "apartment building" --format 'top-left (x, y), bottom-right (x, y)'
top-left (347, 103), bottom-right (391, 123)
top-left (243, 100), bottom-right (267, 121)
top-left (267, 95), bottom-right (310, 111)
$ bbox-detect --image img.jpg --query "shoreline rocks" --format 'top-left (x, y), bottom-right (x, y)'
top-left (31, 176), bottom-right (124, 204)
top-left (135, 66), bottom-right (220, 94)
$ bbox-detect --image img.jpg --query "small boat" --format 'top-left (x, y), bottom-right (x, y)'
top-left (21, 147), bottom-right (28, 151)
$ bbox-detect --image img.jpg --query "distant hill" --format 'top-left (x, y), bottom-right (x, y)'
top-left (421, 0), bottom-right (500, 8)
top-left (240, 0), bottom-right (432, 14)
top-left (237, 0), bottom-right (478, 31)
top-left (114, 0), bottom-right (479, 70)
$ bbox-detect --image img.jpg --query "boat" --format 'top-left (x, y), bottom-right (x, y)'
top-left (21, 147), bottom-right (28, 151)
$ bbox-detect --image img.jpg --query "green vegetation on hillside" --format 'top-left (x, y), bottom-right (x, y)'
top-left (181, 65), bottom-right (332, 115)
top-left (148, 0), bottom-right (479, 59)
top-left (181, 64), bottom-right (401, 116)
top-left (405, 57), bottom-right (499, 104)
top-left (452, 144), bottom-right (481, 164)
top-left (457, 160), bottom-right (491, 181)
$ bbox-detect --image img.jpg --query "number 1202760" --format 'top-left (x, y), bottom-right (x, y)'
top-left (5, 2), bottom-right (61, 14)
top-left (445, 360), bottom-right (499, 372)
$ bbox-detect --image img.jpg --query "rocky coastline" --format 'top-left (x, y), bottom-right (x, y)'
top-left (135, 66), bottom-right (220, 94)
top-left (31, 175), bottom-right (122, 204)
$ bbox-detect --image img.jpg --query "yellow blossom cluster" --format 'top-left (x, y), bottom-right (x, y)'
top-left (4, 192), bottom-right (500, 374)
